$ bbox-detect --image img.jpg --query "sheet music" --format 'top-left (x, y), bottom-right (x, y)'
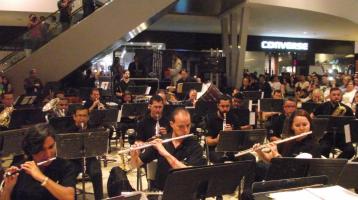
top-left (249, 112), bottom-right (255, 125)
top-left (249, 100), bottom-right (253, 112)
top-left (117, 107), bottom-right (122, 123)
top-left (145, 86), bottom-right (151, 95)
top-left (20, 96), bottom-right (30, 105)
top-left (344, 124), bottom-right (351, 143)
top-left (267, 186), bottom-right (358, 200)
top-left (257, 100), bottom-right (260, 112)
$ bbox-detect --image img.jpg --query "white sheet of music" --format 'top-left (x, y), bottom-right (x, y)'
top-left (249, 112), bottom-right (255, 125)
top-left (117, 108), bottom-right (122, 123)
top-left (268, 186), bottom-right (358, 200)
top-left (145, 87), bottom-right (151, 95)
top-left (344, 124), bottom-right (351, 143)
top-left (249, 100), bottom-right (253, 112)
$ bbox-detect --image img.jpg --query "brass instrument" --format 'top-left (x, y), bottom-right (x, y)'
top-left (42, 98), bottom-right (60, 112)
top-left (222, 113), bottom-right (227, 130)
top-left (97, 98), bottom-right (105, 110)
top-left (332, 102), bottom-right (346, 116)
top-left (235, 131), bottom-right (312, 157)
top-left (0, 106), bottom-right (14, 128)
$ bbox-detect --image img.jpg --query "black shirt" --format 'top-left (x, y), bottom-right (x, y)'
top-left (279, 135), bottom-right (321, 158)
top-left (136, 114), bottom-right (171, 142)
top-left (313, 101), bottom-right (354, 116)
top-left (115, 79), bottom-right (135, 94)
top-left (206, 111), bottom-right (239, 151)
top-left (11, 158), bottom-right (77, 200)
top-left (139, 135), bottom-right (206, 190)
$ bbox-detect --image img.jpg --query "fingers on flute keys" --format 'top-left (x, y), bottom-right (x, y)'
top-left (4, 166), bottom-right (20, 190)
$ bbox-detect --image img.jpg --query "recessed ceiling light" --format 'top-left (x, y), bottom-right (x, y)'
top-left (303, 32), bottom-right (307, 34)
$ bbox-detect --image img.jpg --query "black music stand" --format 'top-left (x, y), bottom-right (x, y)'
top-left (231, 108), bottom-right (250, 126)
top-left (259, 98), bottom-right (283, 112)
top-left (89, 109), bottom-right (119, 127)
top-left (312, 118), bottom-right (329, 142)
top-left (9, 108), bottom-right (45, 129)
top-left (120, 103), bottom-right (148, 119)
top-left (161, 161), bottom-right (254, 200)
top-left (266, 158), bottom-right (348, 184)
top-left (0, 128), bottom-right (28, 157)
top-left (126, 86), bottom-right (148, 95)
top-left (346, 120), bottom-right (358, 144)
top-left (216, 129), bottom-right (266, 152)
top-left (337, 162), bottom-right (358, 189)
top-left (302, 102), bottom-right (319, 113)
top-left (104, 192), bottom-right (141, 200)
top-left (316, 115), bottom-right (355, 155)
top-left (241, 91), bottom-right (263, 101)
top-left (14, 95), bottom-right (38, 107)
top-left (56, 130), bottom-right (109, 200)
top-left (182, 82), bottom-right (202, 94)
top-left (49, 116), bottom-right (73, 133)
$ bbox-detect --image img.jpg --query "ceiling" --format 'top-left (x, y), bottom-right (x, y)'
top-left (1, 2), bottom-right (358, 41)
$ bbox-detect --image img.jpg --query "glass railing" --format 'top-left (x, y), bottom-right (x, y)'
top-left (0, 0), bottom-right (110, 72)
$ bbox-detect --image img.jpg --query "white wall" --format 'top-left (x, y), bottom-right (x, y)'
top-left (0, 0), bottom-right (58, 13)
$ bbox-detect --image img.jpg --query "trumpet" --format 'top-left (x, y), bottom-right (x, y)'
top-left (235, 131), bottom-right (312, 158)
top-left (97, 98), bottom-right (105, 110)
top-left (118, 134), bottom-right (194, 155)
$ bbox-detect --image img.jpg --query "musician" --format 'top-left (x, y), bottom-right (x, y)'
top-left (313, 87), bottom-right (355, 159)
top-left (130, 108), bottom-right (206, 190)
top-left (0, 124), bottom-right (76, 200)
top-left (84, 88), bottom-right (105, 112)
top-left (205, 95), bottom-right (241, 163)
top-left (231, 93), bottom-right (252, 130)
top-left (135, 95), bottom-right (170, 143)
top-left (266, 98), bottom-right (297, 142)
top-left (176, 68), bottom-right (197, 85)
top-left (0, 92), bottom-right (14, 110)
top-left (156, 89), bottom-right (172, 105)
top-left (46, 97), bottom-right (69, 119)
top-left (114, 70), bottom-right (135, 98)
top-left (183, 89), bottom-right (197, 107)
top-left (63, 106), bottom-right (104, 200)
top-left (254, 109), bottom-right (321, 163)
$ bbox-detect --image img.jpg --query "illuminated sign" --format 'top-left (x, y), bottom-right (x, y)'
top-left (261, 41), bottom-right (309, 50)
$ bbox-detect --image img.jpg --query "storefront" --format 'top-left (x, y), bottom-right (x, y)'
top-left (246, 36), bottom-right (355, 75)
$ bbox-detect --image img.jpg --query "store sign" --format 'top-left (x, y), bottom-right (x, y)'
top-left (261, 41), bottom-right (309, 51)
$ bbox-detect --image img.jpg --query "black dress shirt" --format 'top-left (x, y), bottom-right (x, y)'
top-left (205, 111), bottom-right (239, 151)
top-left (136, 114), bottom-right (171, 142)
top-left (313, 101), bottom-right (354, 116)
top-left (139, 134), bottom-right (206, 190)
top-left (11, 158), bottom-right (77, 200)
top-left (279, 135), bottom-right (321, 158)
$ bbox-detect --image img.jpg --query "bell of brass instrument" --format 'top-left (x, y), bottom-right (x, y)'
top-left (97, 98), bottom-right (105, 110)
top-left (332, 102), bottom-right (346, 116)
top-left (0, 106), bottom-right (14, 128)
top-left (42, 98), bottom-right (60, 112)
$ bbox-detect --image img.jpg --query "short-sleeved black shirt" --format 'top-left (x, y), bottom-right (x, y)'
top-left (205, 111), bottom-right (239, 151)
top-left (11, 158), bottom-right (77, 200)
top-left (139, 135), bottom-right (206, 190)
top-left (136, 114), bottom-right (171, 142)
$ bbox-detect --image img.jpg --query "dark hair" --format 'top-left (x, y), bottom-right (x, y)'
top-left (330, 87), bottom-right (341, 94)
top-left (286, 109), bottom-right (312, 136)
top-left (179, 68), bottom-right (188, 74)
top-left (284, 98), bottom-right (296, 105)
top-left (91, 88), bottom-right (100, 94)
top-left (170, 107), bottom-right (190, 123)
top-left (149, 95), bottom-right (164, 105)
top-left (233, 92), bottom-right (243, 100)
top-left (22, 124), bottom-right (56, 157)
top-left (73, 105), bottom-right (88, 115)
top-left (217, 95), bottom-right (231, 104)
top-left (1, 91), bottom-right (13, 99)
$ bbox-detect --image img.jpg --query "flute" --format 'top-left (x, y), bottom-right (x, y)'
top-left (118, 134), bottom-right (194, 155)
top-left (4, 157), bottom-right (57, 177)
top-left (235, 131), bottom-right (312, 157)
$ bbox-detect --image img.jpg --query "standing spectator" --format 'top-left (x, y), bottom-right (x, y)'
top-left (27, 14), bottom-right (42, 51)
top-left (258, 75), bottom-right (272, 98)
top-left (48, 16), bottom-right (61, 38)
top-left (128, 55), bottom-right (145, 78)
top-left (2, 77), bottom-right (12, 93)
top-left (169, 53), bottom-right (182, 85)
top-left (82, 0), bottom-right (96, 18)
top-left (57, 0), bottom-right (73, 31)
top-left (39, 16), bottom-right (50, 43)
top-left (24, 68), bottom-right (43, 95)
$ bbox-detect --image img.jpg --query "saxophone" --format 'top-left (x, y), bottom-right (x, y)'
top-left (0, 106), bottom-right (14, 128)
top-left (332, 102), bottom-right (346, 116)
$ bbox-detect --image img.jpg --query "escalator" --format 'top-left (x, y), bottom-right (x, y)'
top-left (2, 0), bottom-right (177, 96)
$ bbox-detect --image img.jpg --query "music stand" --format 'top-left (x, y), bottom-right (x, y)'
top-left (55, 130), bottom-right (109, 200)
top-left (216, 129), bottom-right (266, 152)
top-left (104, 192), bottom-right (142, 200)
top-left (311, 118), bottom-right (329, 142)
top-left (307, 158), bottom-right (347, 185)
top-left (120, 103), bottom-right (148, 119)
top-left (346, 120), bottom-right (358, 144)
top-left (259, 98), bottom-right (283, 112)
top-left (241, 91), bottom-right (263, 101)
top-left (161, 161), bottom-right (254, 200)
top-left (126, 86), bottom-right (148, 95)
top-left (266, 158), bottom-right (348, 184)
top-left (49, 116), bottom-right (73, 133)
top-left (301, 102), bottom-right (319, 113)
top-left (0, 128), bottom-right (28, 157)
top-left (14, 95), bottom-right (38, 107)
top-left (182, 82), bottom-right (203, 94)
top-left (317, 115), bottom-right (355, 155)
top-left (337, 162), bottom-right (358, 189)
top-left (89, 109), bottom-right (119, 127)
top-left (231, 108), bottom-right (250, 126)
